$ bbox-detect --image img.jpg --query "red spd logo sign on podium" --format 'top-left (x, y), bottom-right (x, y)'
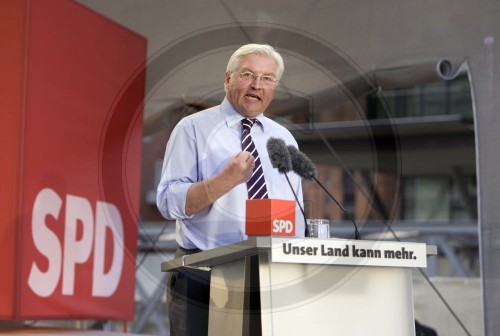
top-left (245, 199), bottom-right (296, 236)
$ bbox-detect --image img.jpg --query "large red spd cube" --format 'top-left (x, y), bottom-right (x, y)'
top-left (0, 0), bottom-right (146, 320)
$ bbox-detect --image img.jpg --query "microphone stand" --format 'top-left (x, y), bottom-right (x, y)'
top-left (284, 173), bottom-right (309, 237)
top-left (312, 176), bottom-right (361, 240)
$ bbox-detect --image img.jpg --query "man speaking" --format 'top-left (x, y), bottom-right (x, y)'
top-left (157, 43), bottom-right (304, 336)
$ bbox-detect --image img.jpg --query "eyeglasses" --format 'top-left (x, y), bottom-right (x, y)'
top-left (237, 71), bottom-right (277, 85)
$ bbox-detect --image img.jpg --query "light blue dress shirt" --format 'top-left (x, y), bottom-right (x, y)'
top-left (157, 98), bottom-right (305, 250)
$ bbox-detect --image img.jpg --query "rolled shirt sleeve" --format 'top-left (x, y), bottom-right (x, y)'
top-left (156, 120), bottom-right (197, 220)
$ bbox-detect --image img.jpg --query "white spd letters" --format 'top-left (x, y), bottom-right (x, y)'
top-left (28, 188), bottom-right (124, 298)
top-left (272, 219), bottom-right (294, 233)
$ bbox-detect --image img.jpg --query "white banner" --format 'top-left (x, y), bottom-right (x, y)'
top-left (271, 237), bottom-right (429, 268)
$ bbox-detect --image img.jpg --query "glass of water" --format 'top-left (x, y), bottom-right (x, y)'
top-left (307, 219), bottom-right (330, 238)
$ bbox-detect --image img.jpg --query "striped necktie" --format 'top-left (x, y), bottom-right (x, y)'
top-left (241, 118), bottom-right (268, 199)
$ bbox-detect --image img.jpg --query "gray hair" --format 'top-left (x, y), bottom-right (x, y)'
top-left (226, 44), bottom-right (284, 82)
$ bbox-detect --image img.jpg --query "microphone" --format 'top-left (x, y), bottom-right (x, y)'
top-left (266, 137), bottom-right (292, 174)
top-left (287, 145), bottom-right (361, 240)
top-left (266, 137), bottom-right (308, 237)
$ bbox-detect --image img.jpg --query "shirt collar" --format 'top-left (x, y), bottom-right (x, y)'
top-left (221, 97), bottom-right (266, 131)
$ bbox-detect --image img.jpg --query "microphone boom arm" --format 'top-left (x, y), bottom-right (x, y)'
top-left (312, 176), bottom-right (361, 240)
top-left (284, 173), bottom-right (309, 237)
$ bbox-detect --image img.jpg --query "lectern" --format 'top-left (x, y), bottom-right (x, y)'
top-left (161, 237), bottom-right (436, 335)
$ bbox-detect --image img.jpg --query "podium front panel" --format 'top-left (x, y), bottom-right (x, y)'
top-left (259, 257), bottom-right (415, 335)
